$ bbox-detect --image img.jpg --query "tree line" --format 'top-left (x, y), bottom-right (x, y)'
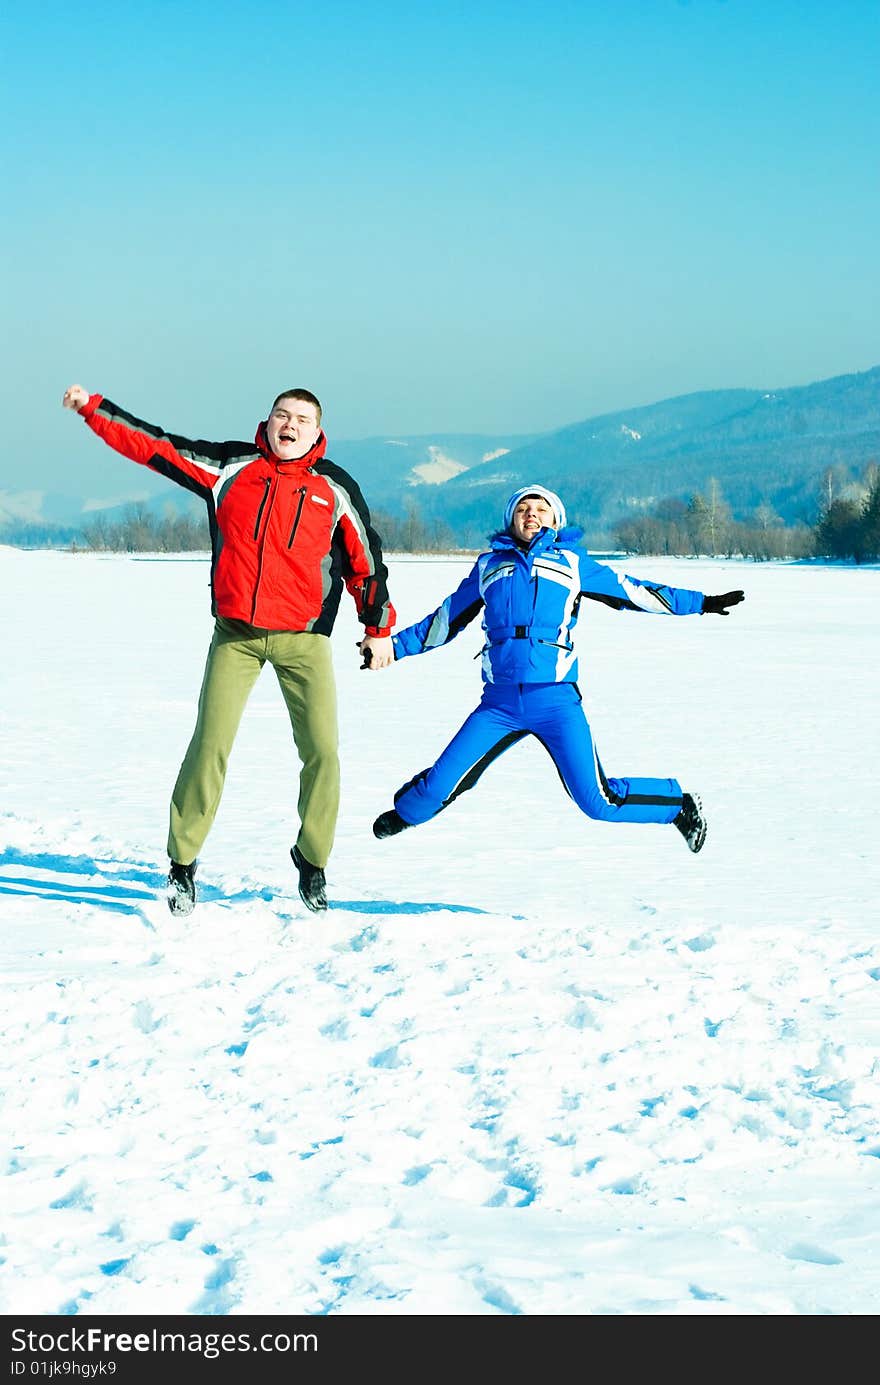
top-left (812, 463), bottom-right (880, 563)
top-left (3, 464), bottom-right (879, 561)
top-left (612, 464), bottom-right (880, 562)
top-left (55, 498), bottom-right (460, 556)
top-left (62, 498), bottom-right (460, 555)
top-left (73, 504), bottom-right (209, 553)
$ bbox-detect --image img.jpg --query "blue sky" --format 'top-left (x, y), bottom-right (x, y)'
top-left (3, 0), bottom-right (878, 453)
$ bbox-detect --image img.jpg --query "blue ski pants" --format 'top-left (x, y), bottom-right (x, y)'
top-left (393, 682), bottom-right (684, 827)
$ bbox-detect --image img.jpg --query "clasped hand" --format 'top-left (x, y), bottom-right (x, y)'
top-left (358, 636), bottom-right (394, 669)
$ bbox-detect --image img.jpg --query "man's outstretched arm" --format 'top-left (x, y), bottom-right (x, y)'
top-left (61, 383), bottom-right (245, 499)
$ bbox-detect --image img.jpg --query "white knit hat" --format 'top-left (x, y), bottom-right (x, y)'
top-left (504, 485), bottom-right (567, 532)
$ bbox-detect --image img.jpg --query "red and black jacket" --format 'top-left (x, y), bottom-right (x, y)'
top-left (79, 395), bottom-right (396, 636)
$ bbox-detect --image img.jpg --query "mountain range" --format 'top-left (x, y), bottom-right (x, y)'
top-left (3, 365), bottom-right (878, 543)
top-left (351, 364), bottom-right (880, 544)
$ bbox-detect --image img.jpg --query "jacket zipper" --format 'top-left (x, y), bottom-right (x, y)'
top-left (251, 478), bottom-right (278, 623)
top-left (524, 547), bottom-right (539, 628)
top-left (253, 478), bottom-right (271, 541)
top-left (287, 487), bottom-right (307, 548)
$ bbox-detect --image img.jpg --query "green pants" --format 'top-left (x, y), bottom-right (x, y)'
top-left (168, 618), bottom-right (339, 869)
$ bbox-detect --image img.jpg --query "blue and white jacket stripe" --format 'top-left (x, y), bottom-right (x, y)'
top-left (391, 525), bottom-right (706, 685)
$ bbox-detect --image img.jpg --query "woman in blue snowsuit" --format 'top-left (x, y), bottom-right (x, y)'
top-left (361, 486), bottom-right (744, 853)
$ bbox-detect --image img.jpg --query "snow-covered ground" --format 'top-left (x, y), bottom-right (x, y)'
top-left (1, 547), bottom-right (878, 1316)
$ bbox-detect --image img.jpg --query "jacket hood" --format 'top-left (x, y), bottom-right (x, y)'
top-left (490, 523), bottom-right (585, 551)
top-left (255, 421), bottom-right (328, 467)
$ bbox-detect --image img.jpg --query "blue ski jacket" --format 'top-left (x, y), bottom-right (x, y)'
top-left (392, 526), bottom-right (706, 685)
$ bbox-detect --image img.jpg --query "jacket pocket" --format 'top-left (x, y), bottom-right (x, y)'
top-left (253, 478), bottom-right (271, 540)
top-left (287, 487), bottom-right (307, 547)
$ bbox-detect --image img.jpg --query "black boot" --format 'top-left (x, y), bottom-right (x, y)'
top-left (291, 845), bottom-right (327, 912)
top-left (373, 809), bottom-right (410, 840)
top-left (673, 793), bottom-right (707, 853)
top-left (167, 859), bottom-right (197, 915)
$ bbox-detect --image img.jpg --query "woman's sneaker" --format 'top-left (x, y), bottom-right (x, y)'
top-left (291, 846), bottom-right (327, 912)
top-left (167, 860), bottom-right (197, 915)
top-left (673, 793), bottom-right (707, 853)
top-left (372, 809), bottom-right (410, 839)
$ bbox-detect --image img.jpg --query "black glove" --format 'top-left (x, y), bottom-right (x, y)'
top-left (357, 641), bottom-right (373, 669)
top-left (702, 590), bottom-right (745, 616)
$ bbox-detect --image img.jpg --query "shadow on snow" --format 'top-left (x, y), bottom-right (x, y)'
top-left (0, 848), bottom-right (488, 919)
top-left (328, 899), bottom-right (488, 915)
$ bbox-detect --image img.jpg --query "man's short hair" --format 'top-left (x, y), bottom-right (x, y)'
top-left (272, 388), bottom-right (322, 424)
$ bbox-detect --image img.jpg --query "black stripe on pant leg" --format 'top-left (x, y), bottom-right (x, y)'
top-left (394, 768), bottom-right (432, 804)
top-left (593, 753), bottom-right (626, 807)
top-left (443, 730), bottom-right (530, 807)
top-left (623, 791), bottom-right (684, 806)
top-left (534, 733), bottom-right (679, 811)
top-left (532, 735), bottom-right (625, 808)
top-left (532, 733), bottom-right (579, 803)
top-left (595, 755), bottom-right (679, 807)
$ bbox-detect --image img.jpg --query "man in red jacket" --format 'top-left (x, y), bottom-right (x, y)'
top-left (62, 383), bottom-right (396, 915)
